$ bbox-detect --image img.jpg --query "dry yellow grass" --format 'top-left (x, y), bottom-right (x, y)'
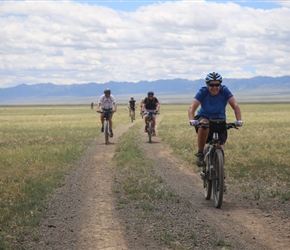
top-left (0, 103), bottom-right (289, 248)
top-left (0, 105), bottom-right (129, 248)
top-left (158, 103), bottom-right (290, 206)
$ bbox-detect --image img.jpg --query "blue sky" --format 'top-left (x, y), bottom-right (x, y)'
top-left (78, 0), bottom-right (281, 11)
top-left (1, 0), bottom-right (290, 87)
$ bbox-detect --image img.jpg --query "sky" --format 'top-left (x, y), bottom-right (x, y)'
top-left (1, 0), bottom-right (290, 88)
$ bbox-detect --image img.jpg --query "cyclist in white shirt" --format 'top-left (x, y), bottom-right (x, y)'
top-left (96, 88), bottom-right (117, 137)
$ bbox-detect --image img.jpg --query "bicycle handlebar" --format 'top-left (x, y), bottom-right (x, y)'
top-left (226, 123), bottom-right (239, 129)
top-left (197, 122), bottom-right (238, 130)
top-left (142, 111), bottom-right (159, 115)
top-left (97, 110), bottom-right (114, 113)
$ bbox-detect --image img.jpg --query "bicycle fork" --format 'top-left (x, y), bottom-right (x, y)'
top-left (200, 145), bottom-right (214, 180)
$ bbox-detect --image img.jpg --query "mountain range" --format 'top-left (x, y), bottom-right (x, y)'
top-left (1, 76), bottom-right (290, 105)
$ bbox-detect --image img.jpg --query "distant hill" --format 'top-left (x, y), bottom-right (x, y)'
top-left (1, 76), bottom-right (290, 105)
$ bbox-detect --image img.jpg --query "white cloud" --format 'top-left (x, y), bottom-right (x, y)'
top-left (0, 0), bottom-right (290, 87)
top-left (275, 1), bottom-right (290, 7)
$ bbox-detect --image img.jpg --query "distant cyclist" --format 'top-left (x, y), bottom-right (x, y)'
top-left (96, 88), bottom-right (117, 137)
top-left (139, 98), bottom-right (144, 117)
top-left (142, 91), bottom-right (160, 135)
top-left (128, 97), bottom-right (136, 118)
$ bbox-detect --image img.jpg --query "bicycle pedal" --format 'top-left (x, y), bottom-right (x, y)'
top-left (200, 171), bottom-right (205, 180)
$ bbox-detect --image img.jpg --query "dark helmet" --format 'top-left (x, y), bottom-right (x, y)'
top-left (205, 72), bottom-right (223, 84)
top-left (147, 91), bottom-right (154, 96)
top-left (104, 88), bottom-right (111, 94)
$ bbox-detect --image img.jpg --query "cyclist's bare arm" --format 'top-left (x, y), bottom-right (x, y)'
top-left (96, 102), bottom-right (101, 112)
top-left (112, 102), bottom-right (117, 112)
top-left (228, 97), bottom-right (242, 121)
top-left (156, 103), bottom-right (160, 112)
top-left (188, 98), bottom-right (200, 120)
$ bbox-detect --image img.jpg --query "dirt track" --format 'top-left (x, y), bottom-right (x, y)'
top-left (25, 117), bottom-right (290, 250)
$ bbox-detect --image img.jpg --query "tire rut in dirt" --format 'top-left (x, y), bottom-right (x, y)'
top-left (138, 117), bottom-right (290, 250)
top-left (23, 122), bottom-right (136, 250)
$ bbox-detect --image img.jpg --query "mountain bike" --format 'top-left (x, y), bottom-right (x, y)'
top-left (145, 111), bottom-right (158, 143)
top-left (129, 108), bottom-right (135, 122)
top-left (197, 119), bottom-right (238, 208)
top-left (97, 109), bottom-right (112, 145)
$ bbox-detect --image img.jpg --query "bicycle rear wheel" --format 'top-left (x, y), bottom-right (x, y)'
top-left (212, 149), bottom-right (224, 208)
top-left (104, 120), bottom-right (109, 145)
top-left (203, 146), bottom-right (212, 200)
top-left (148, 121), bottom-right (152, 143)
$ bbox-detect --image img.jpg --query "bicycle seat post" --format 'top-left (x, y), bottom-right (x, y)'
top-left (213, 132), bottom-right (218, 140)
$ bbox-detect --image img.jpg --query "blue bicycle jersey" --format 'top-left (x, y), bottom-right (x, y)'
top-left (194, 85), bottom-right (233, 119)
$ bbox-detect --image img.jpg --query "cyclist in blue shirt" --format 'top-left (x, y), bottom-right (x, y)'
top-left (188, 72), bottom-right (243, 167)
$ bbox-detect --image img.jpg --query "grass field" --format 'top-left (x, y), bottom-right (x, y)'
top-left (0, 105), bottom-right (128, 248)
top-left (158, 103), bottom-right (290, 205)
top-left (0, 103), bottom-right (290, 249)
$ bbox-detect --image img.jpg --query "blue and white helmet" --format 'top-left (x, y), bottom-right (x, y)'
top-left (205, 72), bottom-right (223, 83)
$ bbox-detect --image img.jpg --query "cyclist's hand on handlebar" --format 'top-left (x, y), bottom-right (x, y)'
top-left (189, 120), bottom-right (199, 126)
top-left (96, 110), bottom-right (101, 113)
top-left (234, 120), bottom-right (243, 127)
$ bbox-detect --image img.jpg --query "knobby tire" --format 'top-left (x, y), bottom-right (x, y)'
top-left (148, 121), bottom-right (152, 143)
top-left (104, 120), bottom-right (109, 145)
top-left (130, 110), bottom-right (134, 122)
top-left (204, 146), bottom-right (212, 200)
top-left (212, 149), bottom-right (224, 208)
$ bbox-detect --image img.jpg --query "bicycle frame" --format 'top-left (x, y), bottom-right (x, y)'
top-left (98, 109), bottom-right (112, 145)
top-left (146, 111), bottom-right (157, 143)
top-left (203, 131), bottom-right (224, 208)
top-left (130, 108), bottom-right (135, 122)
top-left (198, 121), bottom-right (237, 208)
top-left (104, 111), bottom-right (110, 144)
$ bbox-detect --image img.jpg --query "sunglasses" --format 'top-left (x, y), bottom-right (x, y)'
top-left (208, 83), bottom-right (221, 87)
top-left (148, 95), bottom-right (153, 97)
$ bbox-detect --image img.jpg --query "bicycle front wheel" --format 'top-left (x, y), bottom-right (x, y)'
top-left (203, 146), bottom-right (212, 200)
top-left (148, 121), bottom-right (152, 143)
top-left (131, 111), bottom-right (134, 122)
top-left (212, 149), bottom-right (224, 208)
top-left (104, 120), bottom-right (109, 145)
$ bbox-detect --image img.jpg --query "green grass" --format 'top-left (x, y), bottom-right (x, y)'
top-left (212, 237), bottom-right (232, 248)
top-left (113, 122), bottom-right (203, 249)
top-left (113, 123), bottom-right (173, 205)
top-left (158, 103), bottom-right (290, 210)
top-left (0, 105), bottom-right (128, 249)
top-left (1, 103), bottom-right (290, 249)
